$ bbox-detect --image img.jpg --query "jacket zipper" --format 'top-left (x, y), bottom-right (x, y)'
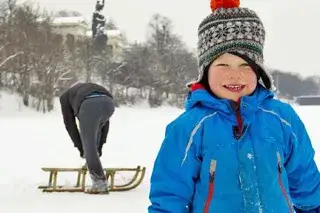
top-left (232, 99), bottom-right (245, 140)
top-left (204, 159), bottom-right (216, 213)
top-left (235, 102), bottom-right (243, 134)
top-left (276, 152), bottom-right (293, 213)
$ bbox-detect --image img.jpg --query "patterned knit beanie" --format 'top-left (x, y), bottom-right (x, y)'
top-left (187, 0), bottom-right (275, 91)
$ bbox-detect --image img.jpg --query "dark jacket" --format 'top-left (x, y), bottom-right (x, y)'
top-left (59, 82), bottom-right (113, 155)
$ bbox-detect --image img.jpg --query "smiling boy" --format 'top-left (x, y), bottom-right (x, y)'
top-left (148, 0), bottom-right (320, 212)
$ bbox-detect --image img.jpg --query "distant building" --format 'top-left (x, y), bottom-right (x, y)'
top-left (51, 16), bottom-right (89, 39)
top-left (49, 10), bottom-right (125, 59)
top-left (274, 94), bottom-right (294, 104)
top-left (294, 95), bottom-right (320, 105)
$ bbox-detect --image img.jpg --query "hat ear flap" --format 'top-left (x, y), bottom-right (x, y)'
top-left (258, 67), bottom-right (272, 90)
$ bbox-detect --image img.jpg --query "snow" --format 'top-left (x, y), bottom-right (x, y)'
top-left (0, 90), bottom-right (182, 212)
top-left (1, 90), bottom-right (320, 212)
top-left (52, 16), bottom-right (88, 25)
top-left (86, 29), bottom-right (122, 38)
top-left (247, 153), bottom-right (254, 160)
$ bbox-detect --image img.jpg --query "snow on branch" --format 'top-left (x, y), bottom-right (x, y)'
top-left (110, 62), bottom-right (127, 73)
top-left (0, 51), bottom-right (24, 68)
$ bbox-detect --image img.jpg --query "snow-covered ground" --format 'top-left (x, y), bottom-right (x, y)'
top-left (0, 90), bottom-right (319, 213)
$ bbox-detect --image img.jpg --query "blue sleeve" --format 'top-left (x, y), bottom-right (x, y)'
top-left (148, 118), bottom-right (202, 213)
top-left (283, 105), bottom-right (320, 210)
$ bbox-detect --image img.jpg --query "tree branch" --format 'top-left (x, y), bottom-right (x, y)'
top-left (0, 51), bottom-right (24, 68)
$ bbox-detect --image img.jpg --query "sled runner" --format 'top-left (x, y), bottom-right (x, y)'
top-left (38, 165), bottom-right (146, 193)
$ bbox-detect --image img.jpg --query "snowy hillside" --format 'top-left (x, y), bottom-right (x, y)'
top-left (0, 90), bottom-right (319, 212)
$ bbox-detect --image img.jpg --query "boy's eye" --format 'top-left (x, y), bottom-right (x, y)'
top-left (215, 63), bottom-right (251, 68)
top-left (216, 63), bottom-right (229, 67)
top-left (240, 63), bottom-right (250, 67)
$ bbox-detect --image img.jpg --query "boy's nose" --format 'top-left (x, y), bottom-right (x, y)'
top-left (228, 70), bottom-right (242, 80)
top-left (229, 75), bottom-right (241, 80)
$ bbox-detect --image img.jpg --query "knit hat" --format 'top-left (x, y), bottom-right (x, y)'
top-left (187, 0), bottom-right (275, 91)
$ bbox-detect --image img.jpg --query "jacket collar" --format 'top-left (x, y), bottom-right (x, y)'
top-left (185, 84), bottom-right (274, 118)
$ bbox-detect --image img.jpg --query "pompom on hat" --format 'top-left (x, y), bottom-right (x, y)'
top-left (210, 0), bottom-right (240, 10)
top-left (187, 0), bottom-right (275, 91)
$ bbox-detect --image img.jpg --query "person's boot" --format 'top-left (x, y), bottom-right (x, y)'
top-left (84, 174), bottom-right (109, 194)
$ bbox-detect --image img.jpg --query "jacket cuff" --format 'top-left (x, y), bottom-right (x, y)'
top-left (294, 206), bottom-right (320, 213)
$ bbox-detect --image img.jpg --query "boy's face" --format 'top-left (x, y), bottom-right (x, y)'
top-left (207, 53), bottom-right (257, 102)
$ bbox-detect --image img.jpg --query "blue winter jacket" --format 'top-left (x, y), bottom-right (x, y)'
top-left (148, 85), bottom-right (320, 213)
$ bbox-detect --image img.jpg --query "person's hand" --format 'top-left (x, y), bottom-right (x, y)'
top-left (80, 150), bottom-right (84, 158)
top-left (77, 146), bottom-right (84, 158)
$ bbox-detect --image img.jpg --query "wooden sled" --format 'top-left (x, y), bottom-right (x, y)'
top-left (38, 165), bottom-right (146, 193)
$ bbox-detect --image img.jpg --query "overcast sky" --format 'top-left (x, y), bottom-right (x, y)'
top-left (23, 0), bottom-right (320, 77)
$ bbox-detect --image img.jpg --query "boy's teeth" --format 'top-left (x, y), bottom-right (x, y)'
top-left (226, 85), bottom-right (241, 89)
top-left (224, 84), bottom-right (245, 92)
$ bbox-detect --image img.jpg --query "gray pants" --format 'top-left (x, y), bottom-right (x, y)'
top-left (78, 95), bottom-right (115, 182)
